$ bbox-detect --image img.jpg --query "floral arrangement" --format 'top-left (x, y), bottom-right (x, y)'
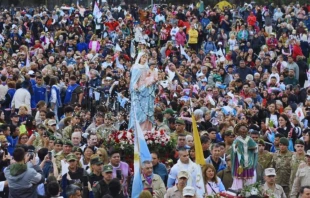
top-left (103, 130), bottom-right (135, 156)
top-left (144, 130), bottom-right (176, 158)
top-left (239, 182), bottom-right (266, 198)
top-left (102, 129), bottom-right (176, 159)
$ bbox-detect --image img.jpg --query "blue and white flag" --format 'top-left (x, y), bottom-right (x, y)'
top-left (131, 108), bottom-right (152, 198)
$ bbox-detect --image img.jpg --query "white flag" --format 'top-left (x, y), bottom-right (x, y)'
top-left (180, 45), bottom-right (191, 61)
top-left (93, 2), bottom-right (102, 19)
top-left (115, 43), bottom-right (122, 52)
top-left (152, 5), bottom-right (157, 14)
top-left (295, 107), bottom-right (305, 121)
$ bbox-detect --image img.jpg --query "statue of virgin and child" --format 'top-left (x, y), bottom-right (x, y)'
top-left (128, 52), bottom-right (158, 132)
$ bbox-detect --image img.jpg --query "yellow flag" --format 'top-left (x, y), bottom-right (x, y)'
top-left (192, 115), bottom-right (206, 165)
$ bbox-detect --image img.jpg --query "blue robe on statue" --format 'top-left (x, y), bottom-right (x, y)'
top-left (128, 53), bottom-right (155, 130)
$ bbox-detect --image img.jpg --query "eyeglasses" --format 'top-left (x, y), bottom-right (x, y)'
top-left (267, 175), bottom-right (275, 177)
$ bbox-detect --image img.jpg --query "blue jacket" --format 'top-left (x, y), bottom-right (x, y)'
top-left (215, 133), bottom-right (223, 143)
top-left (31, 84), bottom-right (46, 108)
top-left (205, 156), bottom-right (226, 173)
top-left (201, 18), bottom-right (210, 29)
top-left (7, 136), bottom-right (18, 155)
top-left (153, 162), bottom-right (168, 186)
top-left (204, 42), bottom-right (217, 54)
top-left (304, 18), bottom-right (310, 30)
top-left (76, 42), bottom-right (88, 53)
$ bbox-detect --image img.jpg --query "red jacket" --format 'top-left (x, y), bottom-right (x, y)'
top-left (104, 21), bottom-right (119, 31)
top-left (267, 38), bottom-right (278, 50)
top-left (247, 14), bottom-right (257, 26)
top-left (292, 44), bottom-right (303, 60)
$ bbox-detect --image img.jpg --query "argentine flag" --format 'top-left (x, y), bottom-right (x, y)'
top-left (131, 111), bottom-right (152, 198)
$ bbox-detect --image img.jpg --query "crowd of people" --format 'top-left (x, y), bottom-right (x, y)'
top-left (1, 0), bottom-right (310, 198)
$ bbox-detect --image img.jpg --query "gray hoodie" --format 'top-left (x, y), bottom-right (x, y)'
top-left (4, 162), bottom-right (44, 198)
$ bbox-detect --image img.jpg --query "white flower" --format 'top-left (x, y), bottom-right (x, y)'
top-left (147, 140), bottom-right (151, 144)
top-left (155, 140), bottom-right (158, 144)
top-left (144, 135), bottom-right (148, 140)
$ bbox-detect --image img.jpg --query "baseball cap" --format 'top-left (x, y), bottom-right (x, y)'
top-left (66, 154), bottom-right (77, 162)
top-left (54, 139), bottom-right (63, 145)
top-left (72, 146), bottom-right (82, 153)
top-left (103, 165), bottom-right (113, 173)
top-left (306, 150), bottom-right (310, 156)
top-left (264, 168), bottom-right (276, 176)
top-left (91, 157), bottom-right (103, 165)
top-left (64, 140), bottom-right (73, 147)
top-left (177, 171), bottom-right (189, 179)
top-left (49, 135), bottom-right (56, 141)
top-left (183, 186), bottom-right (195, 196)
top-left (48, 119), bottom-right (57, 126)
top-left (162, 108), bottom-right (176, 115)
top-left (175, 119), bottom-right (185, 125)
top-left (295, 139), bottom-right (304, 145)
top-left (258, 139), bottom-right (265, 146)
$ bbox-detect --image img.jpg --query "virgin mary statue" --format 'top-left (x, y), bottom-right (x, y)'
top-left (128, 52), bottom-right (157, 132)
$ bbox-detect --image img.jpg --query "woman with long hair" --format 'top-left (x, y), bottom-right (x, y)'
top-left (18, 133), bottom-right (29, 145)
top-left (304, 129), bottom-right (310, 151)
top-left (96, 148), bottom-right (109, 165)
top-left (277, 114), bottom-right (292, 138)
top-left (202, 164), bottom-right (225, 196)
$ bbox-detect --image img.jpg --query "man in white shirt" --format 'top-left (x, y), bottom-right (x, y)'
top-left (11, 80), bottom-right (31, 114)
top-left (170, 24), bottom-right (179, 45)
top-left (0, 75), bottom-right (8, 103)
top-left (167, 148), bottom-right (205, 198)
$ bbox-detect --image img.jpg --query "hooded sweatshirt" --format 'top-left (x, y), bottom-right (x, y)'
top-left (4, 162), bottom-right (44, 198)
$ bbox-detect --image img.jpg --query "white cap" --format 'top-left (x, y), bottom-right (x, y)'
top-left (197, 73), bottom-right (204, 78)
top-left (48, 119), bottom-right (57, 126)
top-left (183, 186), bottom-right (195, 196)
top-left (264, 168), bottom-right (276, 176)
top-left (28, 70), bottom-right (35, 75)
top-left (106, 77), bottom-right (112, 80)
top-left (306, 150), bottom-right (310, 156)
top-left (218, 41), bottom-right (223, 45)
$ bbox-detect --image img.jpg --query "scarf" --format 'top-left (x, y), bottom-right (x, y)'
top-left (144, 173), bottom-right (153, 186)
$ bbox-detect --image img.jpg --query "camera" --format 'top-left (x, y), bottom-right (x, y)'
top-left (28, 149), bottom-right (34, 160)
top-left (116, 170), bottom-right (122, 180)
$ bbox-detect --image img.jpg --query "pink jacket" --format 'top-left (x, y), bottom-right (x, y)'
top-left (175, 31), bottom-right (186, 46)
top-left (88, 41), bottom-right (100, 52)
